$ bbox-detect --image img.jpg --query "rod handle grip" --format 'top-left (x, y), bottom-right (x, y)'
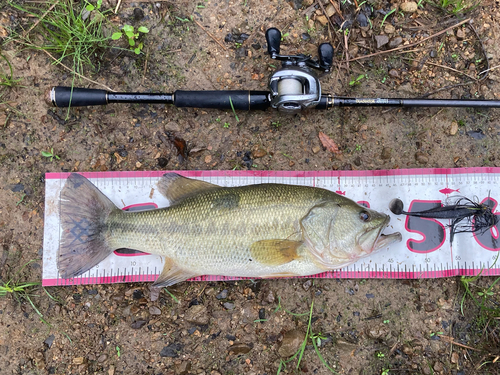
top-left (46, 86), bottom-right (108, 107)
top-left (174, 90), bottom-right (269, 110)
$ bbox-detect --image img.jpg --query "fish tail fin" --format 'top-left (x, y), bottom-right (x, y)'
top-left (58, 173), bottom-right (119, 278)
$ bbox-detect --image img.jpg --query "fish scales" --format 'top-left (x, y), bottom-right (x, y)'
top-left (107, 184), bottom-right (332, 276)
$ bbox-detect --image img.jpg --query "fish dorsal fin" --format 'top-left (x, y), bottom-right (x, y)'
top-left (157, 172), bottom-right (220, 205)
top-left (250, 239), bottom-right (303, 266)
top-left (153, 257), bottom-right (198, 287)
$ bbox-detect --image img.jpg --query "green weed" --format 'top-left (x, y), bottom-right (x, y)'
top-left (0, 53), bottom-right (22, 90)
top-left (349, 74), bottom-right (366, 86)
top-left (164, 287), bottom-right (180, 303)
top-left (41, 148), bottom-right (60, 162)
top-left (425, 0), bottom-right (480, 14)
top-left (10, 0), bottom-right (112, 78)
top-left (112, 24), bottom-right (149, 55)
top-left (380, 9), bottom-right (396, 28)
top-left (228, 96), bottom-right (240, 122)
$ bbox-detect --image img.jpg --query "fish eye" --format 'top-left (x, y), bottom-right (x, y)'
top-left (359, 211), bottom-right (371, 222)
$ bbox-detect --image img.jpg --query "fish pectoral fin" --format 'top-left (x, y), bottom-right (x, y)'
top-left (153, 257), bottom-right (198, 287)
top-left (157, 173), bottom-right (220, 205)
top-left (250, 239), bottom-right (302, 266)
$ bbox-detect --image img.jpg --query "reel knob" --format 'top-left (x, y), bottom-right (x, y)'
top-left (266, 28), bottom-right (281, 58)
top-left (318, 43), bottom-right (334, 72)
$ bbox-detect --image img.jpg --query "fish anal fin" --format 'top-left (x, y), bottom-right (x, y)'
top-left (157, 173), bottom-right (220, 205)
top-left (250, 239), bottom-right (302, 266)
top-left (153, 257), bottom-right (197, 287)
top-left (259, 272), bottom-right (299, 278)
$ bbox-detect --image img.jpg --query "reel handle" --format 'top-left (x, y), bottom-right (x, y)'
top-left (318, 43), bottom-right (334, 72)
top-left (265, 27), bottom-right (281, 58)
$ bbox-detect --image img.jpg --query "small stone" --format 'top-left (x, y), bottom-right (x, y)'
top-left (375, 35), bottom-right (389, 49)
top-left (389, 69), bottom-right (399, 78)
top-left (176, 361), bottom-right (192, 375)
top-left (133, 7), bottom-right (144, 20)
top-left (451, 352), bottom-right (459, 364)
top-left (415, 152), bottom-right (429, 165)
top-left (185, 304), bottom-right (209, 325)
top-left (204, 155), bottom-right (212, 164)
top-left (279, 330), bottom-right (305, 357)
top-left (400, 1), bottom-right (418, 12)
top-left (366, 324), bottom-right (390, 339)
top-left (165, 121), bottom-right (181, 132)
top-left (456, 29), bottom-right (465, 40)
top-left (430, 50), bottom-right (438, 58)
top-left (302, 280), bottom-right (312, 291)
top-left (388, 36), bottom-right (403, 48)
top-left (433, 361), bottom-right (444, 372)
top-left (450, 121), bottom-right (459, 135)
top-left (312, 146), bottom-right (321, 154)
top-left (160, 343), bottom-right (183, 358)
top-left (381, 147), bottom-right (392, 160)
top-left (325, 4), bottom-right (336, 17)
top-left (44, 335), bottom-right (55, 348)
top-left (252, 148), bottom-right (267, 158)
top-left (263, 289), bottom-right (275, 304)
top-left (316, 15), bottom-right (328, 26)
top-left (131, 319), bottom-right (148, 329)
top-left (135, 161), bottom-right (142, 168)
top-left (149, 306), bottom-right (161, 315)
top-left (216, 289), bottom-right (228, 300)
top-left (98, 354), bottom-right (108, 363)
top-left (229, 343), bottom-right (253, 354)
top-left (108, 366), bottom-right (115, 375)
top-left (223, 302), bottom-right (235, 310)
top-left (384, 24), bottom-right (395, 34)
top-left (424, 302), bottom-right (437, 312)
top-left (73, 357), bottom-right (85, 365)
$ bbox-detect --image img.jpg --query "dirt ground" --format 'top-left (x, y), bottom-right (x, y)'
top-left (1, 0), bottom-right (500, 374)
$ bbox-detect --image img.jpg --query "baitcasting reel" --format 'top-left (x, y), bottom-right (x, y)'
top-left (265, 27), bottom-right (333, 114)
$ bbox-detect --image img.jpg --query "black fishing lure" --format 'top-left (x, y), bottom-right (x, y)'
top-left (389, 197), bottom-right (499, 244)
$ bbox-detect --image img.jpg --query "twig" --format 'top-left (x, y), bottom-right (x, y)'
top-left (328, 0), bottom-right (344, 20)
top-left (439, 335), bottom-right (480, 351)
top-left (40, 49), bottom-right (115, 91)
top-left (467, 22), bottom-right (489, 82)
top-left (419, 81), bottom-right (474, 98)
top-left (401, 57), bottom-right (477, 81)
top-left (344, 29), bottom-right (349, 71)
top-left (23, 0), bottom-right (60, 37)
top-left (348, 18), bottom-right (471, 62)
top-left (302, 1), bottom-right (319, 15)
top-left (114, 0), bottom-right (122, 14)
top-left (317, 0), bottom-right (341, 49)
top-left (193, 19), bottom-right (227, 51)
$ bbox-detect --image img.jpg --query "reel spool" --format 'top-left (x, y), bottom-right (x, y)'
top-left (266, 28), bottom-right (333, 114)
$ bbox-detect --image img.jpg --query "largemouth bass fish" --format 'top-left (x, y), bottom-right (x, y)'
top-left (58, 173), bottom-right (401, 286)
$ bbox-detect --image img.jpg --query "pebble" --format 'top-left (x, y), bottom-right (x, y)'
top-left (131, 319), bottom-right (148, 329)
top-left (302, 280), bottom-right (312, 291)
top-left (375, 35), bottom-right (389, 49)
top-left (450, 122), bottom-right (459, 135)
top-left (73, 357), bottom-right (85, 365)
top-left (400, 1), bottom-right (418, 12)
top-left (149, 306), bottom-right (161, 315)
top-left (388, 36), bottom-right (403, 48)
top-left (456, 29), bottom-right (465, 40)
top-left (381, 147), bottom-right (392, 160)
top-left (165, 121), bottom-right (181, 133)
top-left (160, 343), bottom-right (183, 358)
top-left (176, 361), bottom-right (191, 375)
top-left (223, 302), bottom-right (235, 310)
top-left (98, 354), bottom-right (108, 363)
top-left (424, 302), bottom-right (437, 312)
top-left (278, 330), bottom-right (305, 357)
top-left (312, 146), bottom-right (321, 154)
top-left (430, 50), bottom-right (438, 58)
top-left (216, 289), bottom-right (228, 300)
top-left (384, 24), bottom-right (395, 34)
top-left (433, 361), bottom-right (444, 372)
top-left (44, 334), bottom-right (55, 348)
top-left (262, 289), bottom-right (275, 304)
top-left (185, 305), bottom-right (210, 325)
top-left (316, 15), bottom-right (328, 26)
top-left (229, 343), bottom-right (253, 354)
top-left (415, 152), bottom-right (429, 165)
top-left (366, 324), bottom-right (390, 339)
top-left (451, 352), bottom-right (459, 364)
top-left (252, 148), bottom-right (267, 158)
top-left (150, 286), bottom-right (161, 302)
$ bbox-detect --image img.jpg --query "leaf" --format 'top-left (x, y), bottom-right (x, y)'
top-left (41, 151), bottom-right (52, 157)
top-left (111, 32), bottom-right (122, 40)
top-left (85, 3), bottom-right (95, 11)
top-left (318, 132), bottom-right (341, 155)
top-left (122, 24), bottom-right (134, 33)
top-left (138, 26), bottom-right (149, 33)
top-left (97, 0), bottom-right (102, 8)
top-left (125, 31), bottom-right (135, 39)
top-left (134, 47), bottom-right (140, 54)
top-left (128, 38), bottom-right (135, 47)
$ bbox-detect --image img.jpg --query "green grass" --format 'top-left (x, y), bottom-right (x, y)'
top-left (9, 0), bottom-right (112, 79)
top-left (0, 53), bottom-right (22, 91)
top-left (425, 0), bottom-right (480, 14)
top-left (276, 299), bottom-right (337, 374)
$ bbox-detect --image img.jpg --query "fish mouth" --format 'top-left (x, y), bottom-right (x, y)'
top-left (359, 216), bottom-right (402, 254)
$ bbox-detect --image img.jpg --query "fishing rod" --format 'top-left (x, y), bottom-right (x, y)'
top-left (46, 28), bottom-right (500, 115)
